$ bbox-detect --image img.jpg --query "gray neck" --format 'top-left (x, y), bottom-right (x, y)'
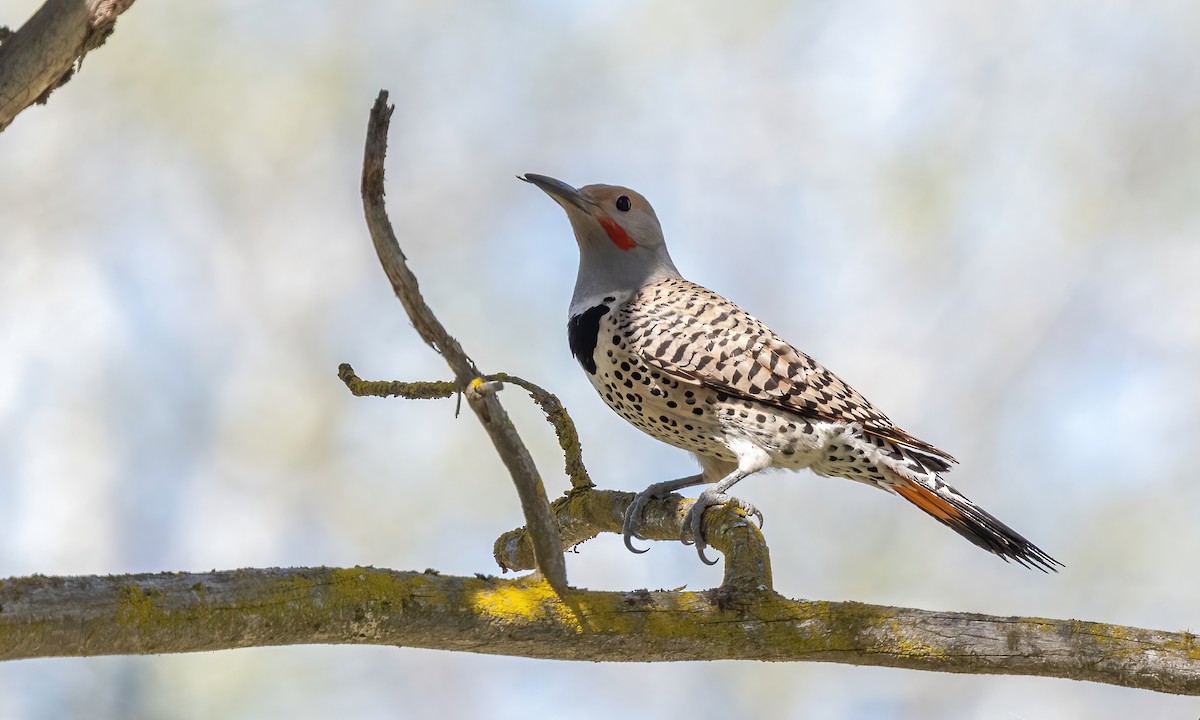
top-left (569, 242), bottom-right (682, 315)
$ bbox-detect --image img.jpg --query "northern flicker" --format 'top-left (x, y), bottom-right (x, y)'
top-left (521, 173), bottom-right (1059, 571)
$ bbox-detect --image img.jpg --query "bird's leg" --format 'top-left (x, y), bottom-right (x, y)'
top-left (622, 473), bottom-right (708, 553)
top-left (685, 469), bottom-right (763, 566)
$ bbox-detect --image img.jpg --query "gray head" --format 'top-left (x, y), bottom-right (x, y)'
top-left (521, 174), bottom-right (681, 311)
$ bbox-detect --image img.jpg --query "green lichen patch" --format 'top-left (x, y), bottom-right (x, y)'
top-left (117, 585), bottom-right (166, 631)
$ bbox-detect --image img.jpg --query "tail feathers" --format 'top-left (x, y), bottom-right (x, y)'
top-left (890, 476), bottom-right (1062, 573)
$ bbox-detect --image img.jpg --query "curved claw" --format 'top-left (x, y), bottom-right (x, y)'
top-left (623, 531), bottom-right (649, 554)
top-left (687, 500), bottom-right (711, 561)
top-left (744, 503), bottom-right (764, 529)
top-left (689, 505), bottom-right (719, 565)
top-left (622, 493), bottom-right (653, 554)
top-left (685, 491), bottom-right (764, 565)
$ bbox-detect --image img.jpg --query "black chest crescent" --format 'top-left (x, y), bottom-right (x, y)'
top-left (567, 303), bottom-right (611, 374)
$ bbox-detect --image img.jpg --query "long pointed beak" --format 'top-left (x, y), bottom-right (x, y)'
top-left (519, 173), bottom-right (594, 213)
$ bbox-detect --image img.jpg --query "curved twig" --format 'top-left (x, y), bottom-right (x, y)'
top-left (358, 91), bottom-right (567, 592)
top-left (483, 373), bottom-right (593, 490)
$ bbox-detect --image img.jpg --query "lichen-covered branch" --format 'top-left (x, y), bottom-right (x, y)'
top-left (0, 0), bottom-right (136, 132)
top-left (494, 487), bottom-right (772, 593)
top-left (336, 364), bottom-right (593, 490)
top-left (358, 90), bottom-right (567, 592)
top-left (337, 363), bottom-right (458, 401)
top-left (0, 567), bottom-right (1196, 695)
top-left (337, 359), bottom-right (764, 590)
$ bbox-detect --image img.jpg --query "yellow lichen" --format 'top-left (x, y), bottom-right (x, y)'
top-left (1065, 619), bottom-right (1161, 661)
top-left (468, 578), bottom-right (581, 632)
top-left (1163, 631), bottom-right (1200, 661)
top-left (330, 567), bottom-right (383, 598)
top-left (889, 618), bottom-right (945, 659)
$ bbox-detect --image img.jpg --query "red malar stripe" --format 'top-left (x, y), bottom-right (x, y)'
top-left (598, 216), bottom-right (636, 250)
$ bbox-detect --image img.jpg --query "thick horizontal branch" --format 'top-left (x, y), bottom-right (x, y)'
top-left (0, 567), bottom-right (1196, 695)
top-left (0, 0), bottom-right (136, 132)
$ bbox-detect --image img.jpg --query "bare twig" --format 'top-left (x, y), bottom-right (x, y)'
top-left (1, 567), bottom-right (1197, 696)
top-left (335, 364), bottom-right (593, 491)
top-left (0, 0), bottom-right (136, 132)
top-left (484, 373), bottom-right (593, 490)
top-left (358, 90), bottom-right (567, 592)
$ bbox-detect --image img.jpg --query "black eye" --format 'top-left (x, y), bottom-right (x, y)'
top-left (615, 195), bottom-right (631, 212)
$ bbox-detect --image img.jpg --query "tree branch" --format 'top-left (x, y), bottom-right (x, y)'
top-left (484, 372), bottom-right (593, 490)
top-left (0, 567), bottom-right (1196, 696)
top-left (358, 91), bottom-right (567, 592)
top-left (337, 363), bottom-right (458, 401)
top-left (493, 486), bottom-right (772, 593)
top-left (335, 364), bottom-right (769, 592)
top-left (0, 0), bottom-right (136, 132)
top-left (338, 364), bottom-right (594, 490)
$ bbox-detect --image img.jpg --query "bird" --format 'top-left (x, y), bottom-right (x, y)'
top-left (520, 173), bottom-right (1060, 571)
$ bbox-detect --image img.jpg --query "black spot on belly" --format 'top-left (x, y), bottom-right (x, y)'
top-left (567, 304), bottom-right (611, 374)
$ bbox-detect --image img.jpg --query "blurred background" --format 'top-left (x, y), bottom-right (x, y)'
top-left (2, 0), bottom-right (1198, 717)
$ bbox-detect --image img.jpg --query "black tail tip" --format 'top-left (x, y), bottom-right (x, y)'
top-left (949, 514), bottom-right (1063, 573)
top-left (1003, 545), bottom-right (1063, 573)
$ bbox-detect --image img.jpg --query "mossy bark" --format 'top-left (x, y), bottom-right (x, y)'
top-left (0, 567), bottom-right (1196, 696)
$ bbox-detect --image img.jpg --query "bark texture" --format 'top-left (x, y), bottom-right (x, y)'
top-left (0, 0), bottom-right (135, 131)
top-left (0, 567), bottom-right (1196, 696)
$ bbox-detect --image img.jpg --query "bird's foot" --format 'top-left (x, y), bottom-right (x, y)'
top-left (622, 474), bottom-right (708, 554)
top-left (621, 489), bottom-right (658, 554)
top-left (681, 490), bottom-right (763, 565)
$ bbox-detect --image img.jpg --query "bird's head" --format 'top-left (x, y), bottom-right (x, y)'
top-left (521, 173), bottom-right (680, 304)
